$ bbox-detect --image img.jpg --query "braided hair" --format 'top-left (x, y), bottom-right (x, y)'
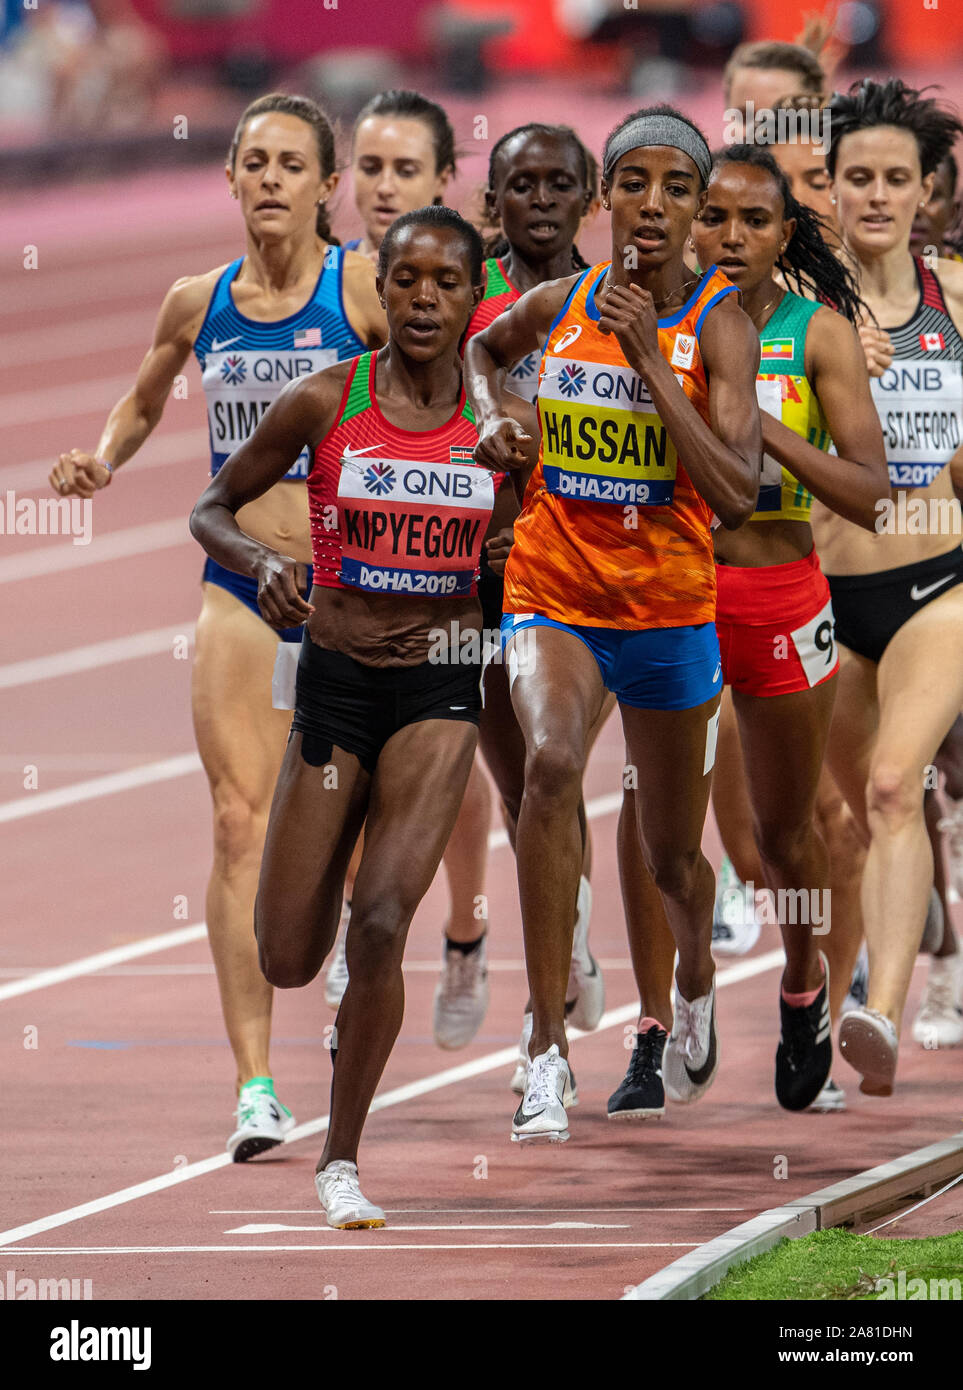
top-left (228, 93), bottom-right (339, 245)
top-left (483, 123), bottom-right (593, 270)
top-left (708, 143), bottom-right (864, 326)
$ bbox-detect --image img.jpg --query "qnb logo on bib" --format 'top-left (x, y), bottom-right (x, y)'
top-left (337, 456), bottom-right (495, 596)
top-left (537, 356), bottom-right (677, 506)
top-left (557, 364), bottom-right (587, 398)
top-left (363, 462), bottom-right (396, 496)
top-left (220, 356), bottom-right (246, 385)
top-left (871, 359), bottom-right (963, 487)
top-left (203, 346), bottom-right (337, 477)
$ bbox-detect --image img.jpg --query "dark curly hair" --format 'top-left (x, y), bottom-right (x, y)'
top-left (826, 79), bottom-right (963, 180)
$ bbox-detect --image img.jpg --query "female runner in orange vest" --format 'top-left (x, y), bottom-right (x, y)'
top-left (467, 105), bottom-right (761, 1143)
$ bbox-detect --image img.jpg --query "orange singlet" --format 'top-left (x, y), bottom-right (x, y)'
top-left (505, 261), bottom-right (738, 630)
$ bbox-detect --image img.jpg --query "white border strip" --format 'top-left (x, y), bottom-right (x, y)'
top-left (623, 1129), bottom-right (963, 1300)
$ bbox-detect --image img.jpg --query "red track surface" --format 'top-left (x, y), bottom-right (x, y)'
top-left (2, 168), bottom-right (962, 1303)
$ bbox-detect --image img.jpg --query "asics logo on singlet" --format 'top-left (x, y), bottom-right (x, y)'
top-left (220, 355), bottom-right (246, 385)
top-left (552, 324), bottom-right (582, 353)
top-left (363, 462), bottom-right (397, 496)
top-left (557, 364), bottom-right (587, 399)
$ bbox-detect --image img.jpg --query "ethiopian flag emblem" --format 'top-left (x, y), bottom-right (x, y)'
top-left (760, 338), bottom-right (794, 360)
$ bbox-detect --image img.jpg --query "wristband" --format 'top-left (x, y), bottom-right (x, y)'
top-left (95, 457), bottom-right (114, 484)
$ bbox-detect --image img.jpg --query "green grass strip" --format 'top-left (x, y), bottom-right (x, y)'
top-left (702, 1228), bottom-right (963, 1300)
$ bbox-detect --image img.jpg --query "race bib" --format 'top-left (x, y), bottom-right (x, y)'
top-left (871, 359), bottom-right (962, 488)
top-left (271, 639), bottom-right (300, 710)
top-left (790, 598), bottom-right (837, 688)
top-left (336, 455), bottom-right (494, 596)
top-left (537, 358), bottom-right (678, 505)
top-left (203, 348), bottom-right (337, 479)
top-left (755, 377), bottom-right (784, 509)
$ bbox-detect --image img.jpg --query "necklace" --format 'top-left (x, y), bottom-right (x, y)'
top-left (603, 274), bottom-right (699, 311)
top-left (749, 291), bottom-right (782, 331)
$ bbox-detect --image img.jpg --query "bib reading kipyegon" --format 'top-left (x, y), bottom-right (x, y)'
top-left (336, 454), bottom-right (495, 597)
top-left (537, 358), bottom-right (678, 507)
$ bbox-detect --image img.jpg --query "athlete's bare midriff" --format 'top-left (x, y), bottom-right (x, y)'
top-left (305, 587), bottom-right (484, 667)
top-left (715, 517), bottom-right (813, 567)
top-left (813, 463), bottom-right (961, 575)
top-left (235, 481), bottom-right (313, 566)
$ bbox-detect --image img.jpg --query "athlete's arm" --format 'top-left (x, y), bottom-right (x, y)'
top-left (189, 367), bottom-right (346, 629)
top-left (341, 249), bottom-right (388, 348)
top-left (600, 285), bottom-right (760, 528)
top-left (762, 308), bottom-right (889, 531)
top-left (50, 270), bottom-right (220, 499)
top-left (934, 261), bottom-right (963, 501)
top-left (467, 277), bottom-right (574, 473)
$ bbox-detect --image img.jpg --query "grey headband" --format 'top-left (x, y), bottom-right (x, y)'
top-left (603, 115), bottom-right (711, 187)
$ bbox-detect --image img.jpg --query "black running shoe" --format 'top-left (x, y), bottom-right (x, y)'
top-left (607, 1023), bottom-right (667, 1120)
top-left (775, 953), bottom-right (832, 1112)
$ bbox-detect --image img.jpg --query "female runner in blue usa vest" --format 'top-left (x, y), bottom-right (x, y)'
top-left (813, 80), bottom-right (963, 1096)
top-left (191, 206), bottom-right (535, 1228)
top-left (49, 93), bottom-right (386, 1162)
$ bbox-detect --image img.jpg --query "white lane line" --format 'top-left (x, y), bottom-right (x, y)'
top-left (0, 310), bottom-right (158, 369)
top-left (0, 753), bottom-right (202, 827)
top-left (0, 924), bottom-right (209, 1004)
top-left (0, 794), bottom-right (618, 996)
top-left (0, 517), bottom-right (193, 585)
top-left (0, 252), bottom-right (222, 317)
top-left (225, 1221), bottom-right (632, 1233)
top-left (4, 1243), bottom-right (701, 1254)
top-left (0, 951), bottom-right (785, 1250)
top-left (0, 374), bottom-right (139, 429)
top-left (0, 624), bottom-right (195, 689)
top-left (210, 1207), bottom-right (749, 1214)
top-left (3, 428), bottom-right (205, 495)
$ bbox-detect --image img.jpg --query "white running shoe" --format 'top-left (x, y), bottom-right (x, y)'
top-left (226, 1085), bottom-right (296, 1163)
top-left (511, 1044), bottom-right (571, 1143)
top-left (839, 1005), bottom-right (899, 1095)
top-left (912, 955), bottom-right (963, 1048)
top-left (938, 799), bottom-right (963, 902)
top-left (567, 875), bottom-right (605, 1031)
top-left (920, 888), bottom-right (945, 954)
top-left (433, 936), bottom-right (489, 1049)
top-left (664, 977), bottom-right (719, 1103)
top-left (841, 943), bottom-right (869, 1015)
top-left (809, 1078), bottom-right (847, 1113)
top-left (324, 901), bottom-right (350, 1008)
top-left (711, 856), bottom-right (761, 956)
top-left (510, 1012), bottom-right (579, 1107)
top-left (510, 1012), bottom-right (533, 1095)
top-left (315, 1160), bottom-right (386, 1229)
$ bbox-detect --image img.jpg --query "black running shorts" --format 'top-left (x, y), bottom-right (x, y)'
top-left (827, 543), bottom-right (963, 664)
top-left (289, 637), bottom-right (482, 775)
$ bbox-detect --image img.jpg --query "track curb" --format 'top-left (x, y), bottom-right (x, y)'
top-left (622, 1129), bottom-right (963, 1300)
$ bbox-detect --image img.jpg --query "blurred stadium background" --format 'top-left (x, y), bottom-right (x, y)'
top-left (1, 0), bottom-right (960, 229)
